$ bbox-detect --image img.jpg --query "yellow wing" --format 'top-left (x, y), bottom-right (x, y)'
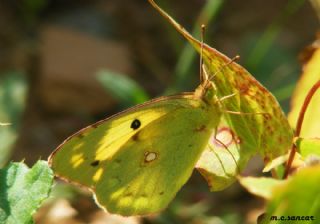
top-left (49, 93), bottom-right (221, 215)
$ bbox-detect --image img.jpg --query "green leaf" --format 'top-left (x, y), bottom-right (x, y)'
top-left (148, 0), bottom-right (293, 189)
top-left (0, 161), bottom-right (54, 224)
top-left (263, 154), bottom-right (289, 173)
top-left (288, 40), bottom-right (320, 138)
top-left (96, 69), bottom-right (149, 107)
top-left (0, 71), bottom-right (28, 167)
top-left (296, 137), bottom-right (320, 158)
top-left (262, 165), bottom-right (320, 223)
top-left (239, 176), bottom-right (284, 199)
top-left (196, 118), bottom-right (243, 191)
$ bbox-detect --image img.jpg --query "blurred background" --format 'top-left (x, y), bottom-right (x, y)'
top-left (0, 0), bottom-right (319, 223)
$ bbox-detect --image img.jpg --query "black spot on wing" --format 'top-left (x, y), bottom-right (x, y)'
top-left (131, 119), bottom-right (141, 130)
top-left (90, 160), bottom-right (100, 167)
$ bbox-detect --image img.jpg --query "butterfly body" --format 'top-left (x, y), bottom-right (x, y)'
top-left (49, 79), bottom-right (223, 215)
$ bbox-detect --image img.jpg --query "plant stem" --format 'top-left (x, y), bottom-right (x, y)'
top-left (284, 79), bottom-right (320, 178)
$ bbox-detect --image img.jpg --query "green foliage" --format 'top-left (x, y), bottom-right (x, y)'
top-left (240, 166), bottom-right (320, 223)
top-left (97, 69), bottom-right (149, 107)
top-left (148, 0), bottom-right (293, 193)
top-left (0, 71), bottom-right (28, 167)
top-left (263, 154), bottom-right (289, 173)
top-left (147, 2), bottom-right (320, 222)
top-left (239, 177), bottom-right (284, 199)
top-left (243, 35), bottom-right (299, 105)
top-left (0, 161), bottom-right (53, 224)
top-left (241, 40), bottom-right (320, 222)
top-left (296, 137), bottom-right (320, 158)
top-left (262, 166), bottom-right (320, 223)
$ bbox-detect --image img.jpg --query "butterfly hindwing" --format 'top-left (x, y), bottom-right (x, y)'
top-left (49, 94), bottom-right (221, 215)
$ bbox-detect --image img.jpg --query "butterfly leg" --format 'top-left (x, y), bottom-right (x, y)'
top-left (219, 92), bottom-right (239, 102)
top-left (219, 91), bottom-right (269, 116)
top-left (221, 110), bottom-right (269, 116)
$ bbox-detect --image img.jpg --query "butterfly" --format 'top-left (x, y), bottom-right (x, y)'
top-left (48, 0), bottom-right (294, 215)
top-left (47, 35), bottom-right (239, 215)
top-left (49, 0), bottom-right (297, 216)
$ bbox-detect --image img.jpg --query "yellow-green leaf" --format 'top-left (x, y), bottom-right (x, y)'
top-left (196, 118), bottom-right (242, 191)
top-left (295, 137), bottom-right (320, 158)
top-left (238, 176), bottom-right (284, 200)
top-left (148, 0), bottom-right (293, 189)
top-left (261, 165), bottom-right (320, 223)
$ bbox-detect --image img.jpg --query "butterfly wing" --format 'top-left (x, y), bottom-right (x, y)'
top-left (49, 94), bottom-right (221, 216)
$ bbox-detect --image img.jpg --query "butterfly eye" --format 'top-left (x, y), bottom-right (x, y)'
top-left (131, 119), bottom-right (141, 130)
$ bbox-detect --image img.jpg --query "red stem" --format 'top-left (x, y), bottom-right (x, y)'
top-left (284, 79), bottom-right (320, 179)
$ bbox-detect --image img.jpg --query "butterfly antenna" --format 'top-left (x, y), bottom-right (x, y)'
top-left (208, 55), bottom-right (240, 82)
top-left (200, 24), bottom-right (206, 84)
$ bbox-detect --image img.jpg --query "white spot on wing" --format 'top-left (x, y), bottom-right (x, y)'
top-left (144, 151), bottom-right (158, 163)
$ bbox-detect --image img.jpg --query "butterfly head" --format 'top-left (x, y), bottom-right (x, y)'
top-left (195, 79), bottom-right (220, 109)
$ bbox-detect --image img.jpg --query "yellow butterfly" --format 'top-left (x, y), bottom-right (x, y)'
top-left (47, 50), bottom-right (233, 216)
